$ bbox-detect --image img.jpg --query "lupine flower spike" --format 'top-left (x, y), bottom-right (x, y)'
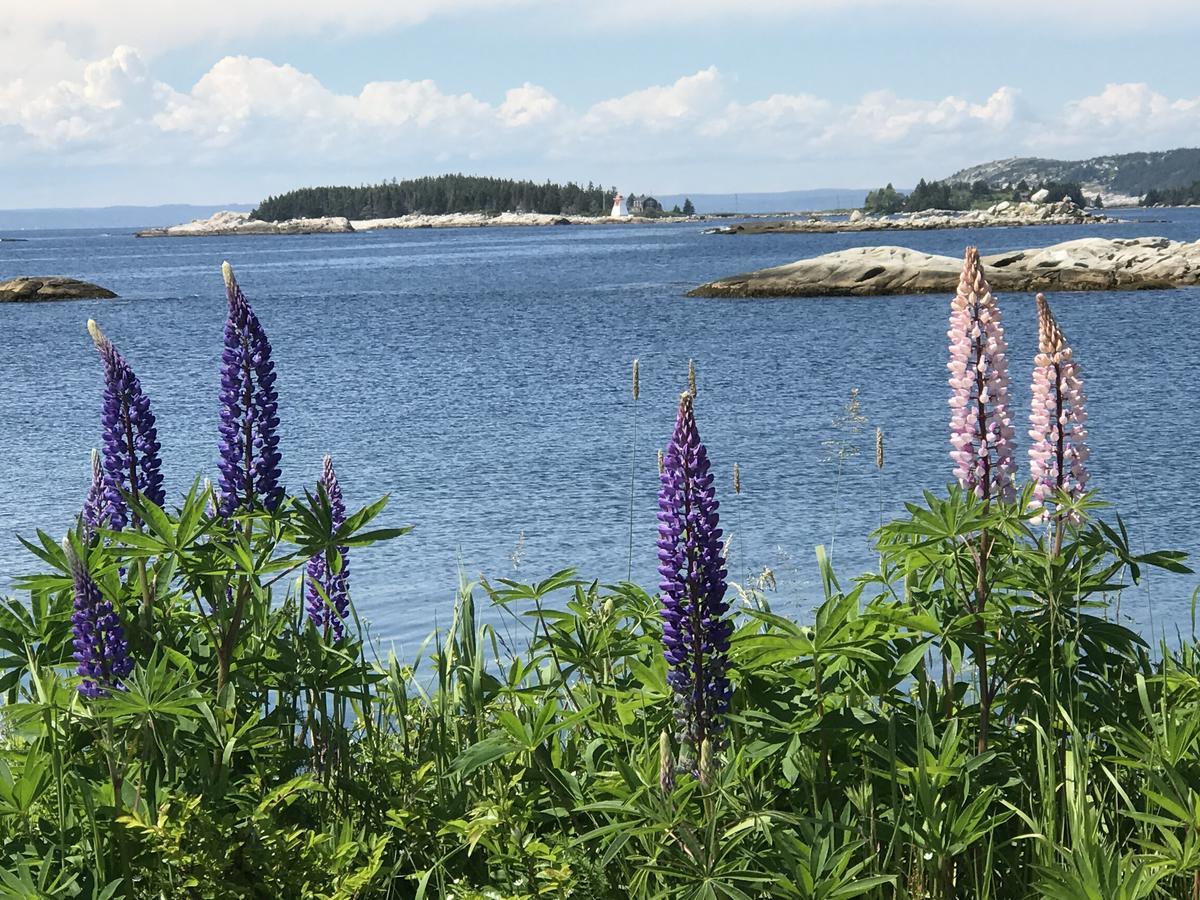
top-left (87, 321), bottom-right (165, 530)
top-left (64, 537), bottom-right (133, 698)
top-left (947, 247), bottom-right (1016, 502)
top-left (306, 455), bottom-right (351, 639)
top-left (81, 449), bottom-right (109, 539)
top-left (1029, 293), bottom-right (1089, 521)
top-left (217, 262), bottom-right (283, 515)
top-left (632, 358), bottom-right (640, 401)
top-left (657, 391), bottom-right (732, 754)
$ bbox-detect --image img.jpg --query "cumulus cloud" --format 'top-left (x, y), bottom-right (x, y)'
top-left (1, 47), bottom-right (1198, 200)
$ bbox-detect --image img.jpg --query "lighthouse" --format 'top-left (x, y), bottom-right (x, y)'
top-left (610, 192), bottom-right (628, 218)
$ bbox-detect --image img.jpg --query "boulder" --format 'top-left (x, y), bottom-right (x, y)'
top-left (848, 209), bottom-right (864, 223)
top-left (1030, 188), bottom-right (1051, 203)
top-left (688, 237), bottom-right (1200, 298)
top-left (0, 277), bottom-right (117, 302)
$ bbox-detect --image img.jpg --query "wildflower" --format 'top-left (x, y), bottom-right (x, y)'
top-left (687, 359), bottom-right (697, 397)
top-left (65, 538), bottom-right (133, 698)
top-left (732, 462), bottom-right (742, 495)
top-left (1029, 293), bottom-right (1089, 519)
top-left (657, 391), bottom-right (732, 753)
top-left (632, 358), bottom-right (640, 401)
top-left (947, 247), bottom-right (1016, 501)
top-left (87, 321), bottom-right (165, 529)
top-left (217, 262), bottom-right (283, 515)
top-left (81, 449), bottom-right (109, 539)
top-left (305, 455), bottom-right (350, 638)
top-left (875, 427), bottom-right (884, 470)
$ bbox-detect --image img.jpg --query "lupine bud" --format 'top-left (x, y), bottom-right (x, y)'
top-left (732, 462), bottom-right (741, 495)
top-left (1029, 293), bottom-right (1090, 521)
top-left (698, 738), bottom-right (713, 788)
top-left (947, 247), bottom-right (1016, 501)
top-left (657, 392), bottom-right (733, 753)
top-left (87, 321), bottom-right (165, 529)
top-left (64, 538), bottom-right (132, 698)
top-left (632, 358), bottom-right (640, 401)
top-left (659, 729), bottom-right (676, 795)
top-left (306, 455), bottom-right (351, 639)
top-left (875, 427), bottom-right (884, 470)
top-left (216, 262), bottom-right (283, 516)
top-left (81, 449), bottom-right (109, 539)
top-left (657, 449), bottom-right (664, 475)
top-left (687, 359), bottom-right (697, 397)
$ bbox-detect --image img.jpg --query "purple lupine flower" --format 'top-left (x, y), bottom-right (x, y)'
top-left (216, 262), bottom-right (283, 516)
top-left (88, 320), bottom-right (165, 530)
top-left (947, 247), bottom-right (1016, 502)
top-left (64, 538), bottom-right (133, 698)
top-left (1029, 293), bottom-right (1090, 521)
top-left (81, 449), bottom-right (109, 540)
top-left (657, 391), bottom-right (733, 753)
top-left (305, 455), bottom-right (350, 639)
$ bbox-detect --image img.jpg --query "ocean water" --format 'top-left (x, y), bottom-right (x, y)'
top-left (2, 210), bottom-right (1198, 652)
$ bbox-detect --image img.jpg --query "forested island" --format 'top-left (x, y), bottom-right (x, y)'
top-left (252, 174), bottom-right (619, 220)
top-left (863, 177), bottom-right (1091, 214)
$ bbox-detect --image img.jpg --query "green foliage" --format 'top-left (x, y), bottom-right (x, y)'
top-left (252, 175), bottom-right (617, 220)
top-left (1143, 180), bottom-right (1200, 206)
top-left (0, 465), bottom-right (1198, 896)
top-left (863, 178), bottom-right (1087, 213)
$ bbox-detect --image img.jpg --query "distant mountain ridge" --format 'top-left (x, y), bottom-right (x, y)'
top-left (944, 148), bottom-right (1200, 204)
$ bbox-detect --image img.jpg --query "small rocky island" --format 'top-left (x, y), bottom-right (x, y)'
top-left (136, 209), bottom-right (696, 237)
top-left (0, 277), bottom-right (117, 302)
top-left (689, 237), bottom-right (1200, 298)
top-left (705, 198), bottom-right (1113, 235)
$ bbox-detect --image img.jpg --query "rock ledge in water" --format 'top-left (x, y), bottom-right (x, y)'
top-left (704, 199), bottom-right (1114, 234)
top-left (0, 277), bottom-right (117, 302)
top-left (689, 237), bottom-right (1200, 298)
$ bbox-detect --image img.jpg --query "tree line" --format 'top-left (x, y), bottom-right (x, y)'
top-left (864, 177), bottom-right (1090, 214)
top-left (251, 175), bottom-right (618, 220)
top-left (1143, 180), bottom-right (1200, 206)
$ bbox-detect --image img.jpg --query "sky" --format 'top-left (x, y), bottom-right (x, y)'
top-left (1, 0), bottom-right (1199, 207)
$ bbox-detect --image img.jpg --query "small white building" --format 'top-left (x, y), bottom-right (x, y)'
top-left (610, 193), bottom-right (628, 217)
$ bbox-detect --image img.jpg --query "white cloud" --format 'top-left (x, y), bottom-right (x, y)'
top-left (1, 46), bottom-right (1199, 201)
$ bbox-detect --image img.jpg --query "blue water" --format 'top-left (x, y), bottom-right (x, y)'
top-left (2, 210), bottom-right (1198, 651)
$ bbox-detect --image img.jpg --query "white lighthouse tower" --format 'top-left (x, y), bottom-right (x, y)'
top-left (610, 192), bottom-right (628, 218)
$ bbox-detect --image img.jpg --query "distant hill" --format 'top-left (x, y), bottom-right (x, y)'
top-left (652, 190), bottom-right (868, 214)
top-left (0, 204), bottom-right (255, 231)
top-left (944, 148), bottom-right (1200, 204)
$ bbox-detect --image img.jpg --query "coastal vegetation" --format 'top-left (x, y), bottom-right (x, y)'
top-left (1143, 180), bottom-right (1200, 206)
top-left (1, 254), bottom-right (1198, 899)
top-left (863, 179), bottom-right (1088, 214)
top-left (251, 175), bottom-right (618, 221)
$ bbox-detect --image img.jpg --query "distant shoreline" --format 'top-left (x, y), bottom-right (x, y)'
top-left (135, 209), bottom-right (724, 237)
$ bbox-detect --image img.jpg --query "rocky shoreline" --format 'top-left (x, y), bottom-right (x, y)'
top-left (136, 209), bottom-right (705, 237)
top-left (689, 237), bottom-right (1200, 298)
top-left (704, 199), bottom-right (1114, 234)
top-left (0, 277), bottom-right (117, 302)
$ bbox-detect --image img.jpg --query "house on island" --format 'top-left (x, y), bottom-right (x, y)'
top-left (626, 194), bottom-right (661, 215)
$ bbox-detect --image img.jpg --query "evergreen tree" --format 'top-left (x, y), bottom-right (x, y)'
top-left (682, 198), bottom-right (695, 215)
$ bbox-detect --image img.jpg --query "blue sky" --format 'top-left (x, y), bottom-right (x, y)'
top-left (1, 0), bottom-right (1197, 207)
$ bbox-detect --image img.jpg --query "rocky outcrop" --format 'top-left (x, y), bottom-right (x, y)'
top-left (137, 211), bottom-right (354, 237)
top-left (704, 199), bottom-right (1113, 234)
top-left (137, 209), bottom-right (705, 236)
top-left (0, 277), bottom-right (117, 302)
top-left (689, 237), bottom-right (1200, 298)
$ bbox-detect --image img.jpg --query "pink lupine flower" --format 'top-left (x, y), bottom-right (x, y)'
top-left (1028, 293), bottom-right (1089, 520)
top-left (947, 247), bottom-right (1016, 502)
